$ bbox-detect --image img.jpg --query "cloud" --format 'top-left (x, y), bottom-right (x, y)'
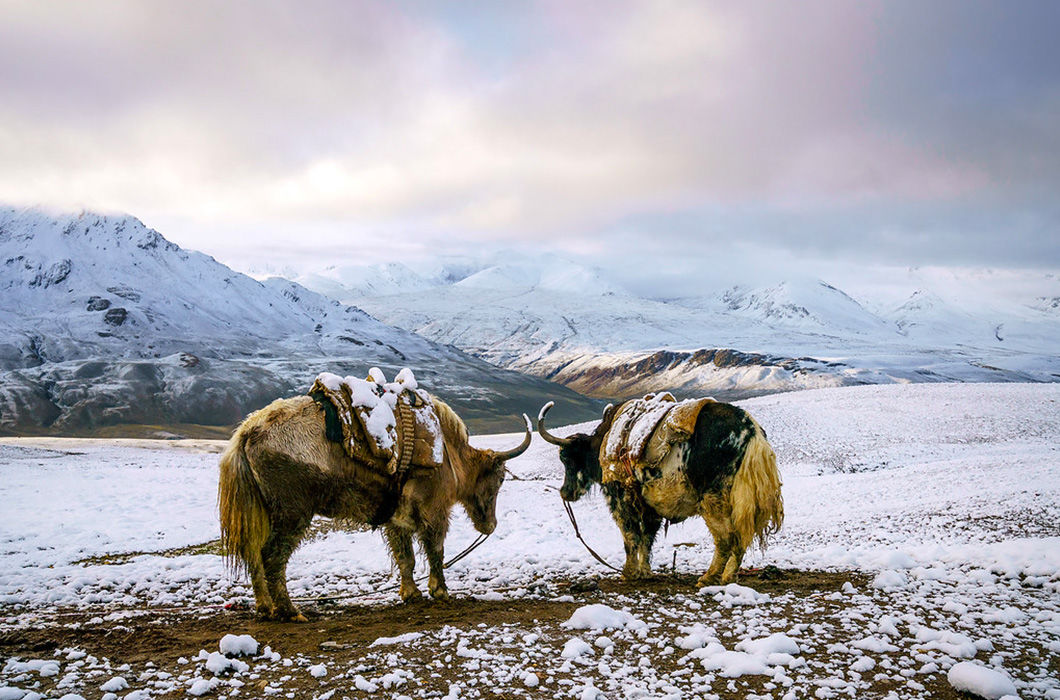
top-left (0, 0), bottom-right (1057, 272)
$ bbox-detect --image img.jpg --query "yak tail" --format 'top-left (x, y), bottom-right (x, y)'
top-left (730, 417), bottom-right (784, 552)
top-left (218, 429), bottom-right (270, 576)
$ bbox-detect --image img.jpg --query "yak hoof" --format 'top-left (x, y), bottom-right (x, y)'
top-left (430, 588), bottom-right (451, 602)
top-left (400, 586), bottom-right (423, 603)
top-left (622, 562), bottom-right (653, 580)
top-left (696, 573), bottom-right (721, 588)
top-left (272, 608), bottom-right (307, 623)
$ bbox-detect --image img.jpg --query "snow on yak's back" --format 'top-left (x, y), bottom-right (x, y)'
top-left (538, 393), bottom-right (783, 585)
top-left (218, 369), bottom-right (531, 622)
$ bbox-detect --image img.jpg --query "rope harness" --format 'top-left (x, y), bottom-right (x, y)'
top-left (561, 497), bottom-right (623, 573)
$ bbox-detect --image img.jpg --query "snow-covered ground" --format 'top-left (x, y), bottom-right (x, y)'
top-left (1, 383), bottom-right (1058, 698)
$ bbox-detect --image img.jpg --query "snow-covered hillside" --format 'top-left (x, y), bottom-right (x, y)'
top-left (298, 253), bottom-right (1060, 398)
top-left (0, 207), bottom-right (601, 433)
top-left (1, 383), bottom-right (1057, 698)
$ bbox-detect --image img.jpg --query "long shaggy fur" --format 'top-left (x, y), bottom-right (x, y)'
top-left (729, 417), bottom-right (784, 551)
top-left (432, 398), bottom-right (469, 444)
top-left (217, 431), bottom-right (269, 576)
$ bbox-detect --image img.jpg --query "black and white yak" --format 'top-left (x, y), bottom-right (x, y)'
top-left (538, 398), bottom-right (783, 586)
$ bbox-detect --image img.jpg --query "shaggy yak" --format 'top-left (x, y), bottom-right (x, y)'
top-left (538, 398), bottom-right (783, 586)
top-left (218, 395), bottom-right (531, 621)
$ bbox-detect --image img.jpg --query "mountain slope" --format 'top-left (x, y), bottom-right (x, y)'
top-left (299, 254), bottom-right (1060, 399)
top-left (0, 207), bottom-right (602, 433)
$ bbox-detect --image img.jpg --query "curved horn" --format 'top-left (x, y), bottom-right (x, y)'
top-left (536, 401), bottom-right (572, 447)
top-left (495, 414), bottom-right (533, 460)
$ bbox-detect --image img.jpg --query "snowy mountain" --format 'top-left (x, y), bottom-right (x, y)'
top-left (290, 252), bottom-right (624, 299)
top-left (296, 253), bottom-right (1060, 399)
top-left (294, 262), bottom-right (435, 300)
top-left (0, 207), bottom-right (601, 434)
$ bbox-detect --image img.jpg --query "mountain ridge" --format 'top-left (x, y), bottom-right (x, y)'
top-left (296, 253), bottom-right (1060, 398)
top-left (0, 206), bottom-right (602, 434)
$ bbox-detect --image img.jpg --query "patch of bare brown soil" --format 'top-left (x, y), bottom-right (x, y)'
top-left (0, 568), bottom-right (1002, 699)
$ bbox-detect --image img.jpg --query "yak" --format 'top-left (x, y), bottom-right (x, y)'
top-left (219, 394), bottom-right (531, 621)
top-left (537, 398), bottom-right (782, 586)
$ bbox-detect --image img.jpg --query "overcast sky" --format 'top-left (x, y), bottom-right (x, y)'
top-left (1, 0), bottom-right (1058, 293)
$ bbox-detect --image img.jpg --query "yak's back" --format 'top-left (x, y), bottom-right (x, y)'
top-left (308, 371), bottom-right (444, 474)
top-left (599, 393), bottom-right (715, 484)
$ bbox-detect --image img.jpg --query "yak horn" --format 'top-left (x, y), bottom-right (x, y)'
top-left (536, 401), bottom-right (572, 447)
top-left (495, 414), bottom-right (533, 460)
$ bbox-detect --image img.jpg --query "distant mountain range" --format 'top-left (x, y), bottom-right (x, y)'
top-left (0, 207), bottom-right (601, 435)
top-left (4, 205), bottom-right (1055, 437)
top-left (292, 255), bottom-right (1060, 400)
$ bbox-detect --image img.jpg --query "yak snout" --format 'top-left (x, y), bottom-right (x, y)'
top-left (478, 513), bottom-right (497, 535)
top-left (559, 466), bottom-right (590, 502)
top-left (464, 491), bottom-right (499, 535)
top-left (463, 456), bottom-right (506, 535)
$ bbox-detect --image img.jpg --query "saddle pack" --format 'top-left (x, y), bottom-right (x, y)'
top-left (600, 392), bottom-right (715, 485)
top-left (308, 367), bottom-right (444, 476)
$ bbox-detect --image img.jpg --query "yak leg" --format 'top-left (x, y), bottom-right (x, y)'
top-left (718, 493), bottom-right (747, 584)
top-left (697, 493), bottom-right (734, 587)
top-left (635, 507), bottom-right (662, 578)
top-left (418, 517), bottom-right (451, 601)
top-left (720, 535), bottom-right (746, 585)
top-left (604, 483), bottom-right (660, 580)
top-left (246, 545), bottom-right (274, 618)
top-left (261, 516), bottom-right (311, 622)
top-left (698, 526), bottom-right (730, 587)
top-left (384, 525), bottom-right (422, 602)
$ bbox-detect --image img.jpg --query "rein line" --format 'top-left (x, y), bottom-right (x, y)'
top-left (442, 531), bottom-right (490, 569)
top-left (561, 497), bottom-right (623, 573)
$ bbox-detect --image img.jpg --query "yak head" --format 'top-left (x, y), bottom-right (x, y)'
top-left (537, 402), bottom-right (617, 502)
top-left (460, 415), bottom-right (532, 535)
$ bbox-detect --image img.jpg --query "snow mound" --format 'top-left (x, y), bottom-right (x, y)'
top-left (735, 633), bottom-right (801, 656)
top-left (562, 604), bottom-right (646, 632)
top-left (874, 550), bottom-right (917, 569)
top-left (914, 627), bottom-right (979, 659)
top-left (370, 632), bottom-right (424, 646)
top-left (99, 677), bottom-right (128, 692)
top-left (947, 661), bottom-right (1018, 699)
top-left (218, 633), bottom-right (258, 657)
top-left (684, 631), bottom-right (805, 679)
top-left (204, 651), bottom-right (248, 675)
top-left (561, 638), bottom-right (594, 658)
top-left (687, 644), bottom-right (771, 678)
top-left (871, 569), bottom-right (909, 590)
top-left (675, 623), bottom-right (717, 650)
top-left (700, 583), bottom-right (771, 606)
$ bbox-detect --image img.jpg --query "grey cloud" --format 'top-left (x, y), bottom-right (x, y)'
top-left (0, 0), bottom-right (1057, 273)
